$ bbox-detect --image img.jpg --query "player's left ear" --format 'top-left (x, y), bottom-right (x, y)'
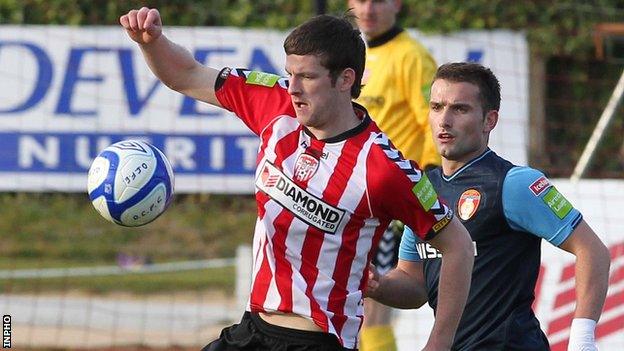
top-left (483, 110), bottom-right (498, 133)
top-left (338, 68), bottom-right (356, 93)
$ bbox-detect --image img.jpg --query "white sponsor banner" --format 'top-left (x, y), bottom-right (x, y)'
top-left (255, 160), bottom-right (346, 233)
top-left (0, 26), bottom-right (527, 192)
top-left (396, 179), bottom-right (624, 350)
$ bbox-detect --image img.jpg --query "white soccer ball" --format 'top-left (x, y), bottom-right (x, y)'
top-left (87, 140), bottom-right (174, 226)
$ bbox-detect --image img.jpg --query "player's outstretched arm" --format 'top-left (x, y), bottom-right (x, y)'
top-left (558, 220), bottom-right (610, 351)
top-left (119, 7), bottom-right (222, 107)
top-left (422, 217), bottom-right (473, 351)
top-left (365, 261), bottom-right (428, 309)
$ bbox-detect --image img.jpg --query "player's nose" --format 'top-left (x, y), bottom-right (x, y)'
top-left (437, 109), bottom-right (453, 128)
top-left (287, 77), bottom-right (301, 96)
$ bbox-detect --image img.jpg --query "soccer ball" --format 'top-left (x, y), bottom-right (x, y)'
top-left (87, 140), bottom-right (174, 226)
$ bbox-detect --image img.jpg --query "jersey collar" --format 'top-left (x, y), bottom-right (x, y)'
top-left (367, 26), bottom-right (403, 48)
top-left (303, 102), bottom-right (371, 144)
top-left (442, 149), bottom-right (493, 182)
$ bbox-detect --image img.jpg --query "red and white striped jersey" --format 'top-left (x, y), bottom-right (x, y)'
top-left (215, 68), bottom-right (453, 349)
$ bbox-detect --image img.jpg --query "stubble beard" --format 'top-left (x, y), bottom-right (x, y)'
top-left (439, 143), bottom-right (467, 162)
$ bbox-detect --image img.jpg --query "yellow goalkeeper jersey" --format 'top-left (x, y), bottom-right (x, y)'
top-left (356, 28), bottom-right (440, 168)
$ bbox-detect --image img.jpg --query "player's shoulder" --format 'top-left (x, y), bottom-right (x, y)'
top-left (394, 31), bottom-right (435, 59)
top-left (468, 149), bottom-right (515, 173)
top-left (505, 166), bottom-right (547, 186)
top-left (425, 166), bottom-right (442, 179)
top-left (368, 132), bottom-right (423, 182)
top-left (220, 68), bottom-right (289, 91)
top-left (369, 132), bottom-right (401, 163)
top-left (369, 132), bottom-right (399, 165)
top-left (503, 166), bottom-right (551, 198)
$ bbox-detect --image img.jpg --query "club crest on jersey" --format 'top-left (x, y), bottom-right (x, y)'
top-left (256, 161), bottom-right (346, 234)
top-left (294, 153), bottom-right (319, 182)
top-left (458, 189), bottom-right (481, 221)
top-left (529, 176), bottom-right (551, 196)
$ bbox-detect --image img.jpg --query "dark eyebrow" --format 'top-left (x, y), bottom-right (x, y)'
top-left (449, 102), bottom-right (472, 108)
top-left (429, 101), bottom-right (472, 110)
top-left (289, 71), bottom-right (318, 78)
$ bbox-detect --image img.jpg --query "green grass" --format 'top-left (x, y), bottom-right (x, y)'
top-left (1, 266), bottom-right (235, 294)
top-left (0, 193), bottom-right (256, 294)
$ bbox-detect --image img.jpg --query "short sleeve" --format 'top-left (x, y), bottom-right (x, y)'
top-left (399, 226), bottom-right (422, 261)
top-left (502, 167), bottom-right (582, 246)
top-left (215, 68), bottom-right (294, 135)
top-left (368, 134), bottom-right (454, 241)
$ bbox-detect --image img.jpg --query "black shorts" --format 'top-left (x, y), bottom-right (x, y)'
top-left (370, 221), bottom-right (401, 275)
top-left (202, 312), bottom-right (351, 351)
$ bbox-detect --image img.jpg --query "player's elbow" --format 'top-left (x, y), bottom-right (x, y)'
top-left (454, 225), bottom-right (475, 262)
top-left (581, 236), bottom-right (610, 269)
top-left (159, 63), bottom-right (206, 94)
top-left (595, 240), bottom-right (611, 273)
top-left (402, 281), bottom-right (429, 309)
top-left (576, 237), bottom-right (611, 283)
top-left (389, 294), bottom-right (428, 310)
top-left (162, 74), bottom-right (193, 94)
top-left (452, 228), bottom-right (476, 276)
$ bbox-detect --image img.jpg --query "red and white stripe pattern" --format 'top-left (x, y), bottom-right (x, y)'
top-left (249, 117), bottom-right (382, 348)
top-left (216, 69), bottom-right (451, 348)
top-left (546, 242), bottom-right (624, 350)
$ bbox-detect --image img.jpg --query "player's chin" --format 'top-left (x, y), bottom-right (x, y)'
top-left (295, 112), bottom-right (313, 125)
top-left (439, 147), bottom-right (456, 159)
top-left (360, 21), bottom-right (377, 33)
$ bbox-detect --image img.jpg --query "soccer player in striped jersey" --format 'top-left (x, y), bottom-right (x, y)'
top-left (366, 62), bottom-right (610, 351)
top-left (120, 8), bottom-right (474, 350)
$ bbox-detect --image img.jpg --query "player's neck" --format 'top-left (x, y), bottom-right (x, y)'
top-left (365, 26), bottom-right (402, 47)
top-left (306, 103), bottom-right (361, 141)
top-left (441, 160), bottom-right (466, 176)
top-left (441, 147), bottom-right (489, 176)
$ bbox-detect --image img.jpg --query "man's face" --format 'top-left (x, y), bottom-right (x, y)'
top-left (428, 79), bottom-right (495, 164)
top-left (348, 0), bottom-right (400, 40)
top-left (285, 54), bottom-right (342, 130)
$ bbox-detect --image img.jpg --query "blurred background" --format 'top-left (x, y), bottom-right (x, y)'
top-left (0, 0), bottom-right (623, 350)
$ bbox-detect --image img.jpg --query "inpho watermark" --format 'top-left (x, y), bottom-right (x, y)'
top-left (2, 315), bottom-right (10, 348)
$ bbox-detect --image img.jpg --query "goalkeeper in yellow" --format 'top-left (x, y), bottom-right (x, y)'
top-left (349, 1), bottom-right (440, 350)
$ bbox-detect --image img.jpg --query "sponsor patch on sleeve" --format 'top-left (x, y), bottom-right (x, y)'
top-left (412, 174), bottom-right (436, 211)
top-left (245, 71), bottom-right (280, 87)
top-left (432, 211), bottom-right (453, 233)
top-left (219, 67), bottom-right (232, 79)
top-left (542, 187), bottom-right (573, 219)
top-left (529, 176), bottom-right (551, 196)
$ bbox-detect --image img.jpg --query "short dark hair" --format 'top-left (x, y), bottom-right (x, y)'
top-left (434, 62), bottom-right (501, 113)
top-left (284, 14), bottom-right (365, 98)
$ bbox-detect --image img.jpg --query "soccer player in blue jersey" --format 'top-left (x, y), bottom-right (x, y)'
top-left (365, 62), bottom-right (611, 350)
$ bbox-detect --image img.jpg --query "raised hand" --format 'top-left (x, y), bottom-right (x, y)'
top-left (119, 7), bottom-right (162, 45)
